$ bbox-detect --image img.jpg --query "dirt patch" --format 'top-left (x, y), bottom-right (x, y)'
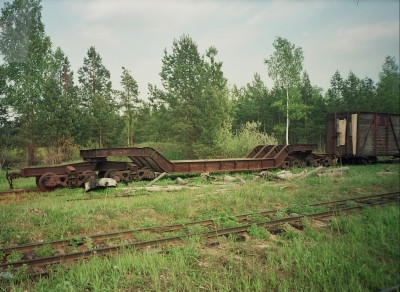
top-left (346, 188), bottom-right (366, 195)
top-left (0, 195), bottom-right (27, 206)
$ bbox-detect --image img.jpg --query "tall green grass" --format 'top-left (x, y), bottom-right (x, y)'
top-left (0, 163), bottom-right (399, 291)
top-left (3, 207), bottom-right (398, 291)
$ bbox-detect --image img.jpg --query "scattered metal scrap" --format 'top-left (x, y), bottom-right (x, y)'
top-left (257, 166), bottom-right (350, 181)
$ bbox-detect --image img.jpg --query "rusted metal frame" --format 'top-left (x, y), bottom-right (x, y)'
top-left (81, 148), bottom-right (172, 172)
top-left (262, 145), bottom-right (280, 159)
top-left (261, 146), bottom-right (287, 167)
top-left (80, 145), bottom-right (316, 175)
top-left (144, 157), bottom-right (166, 173)
top-left (246, 145), bottom-right (264, 158)
top-left (128, 156), bottom-right (145, 168)
top-left (171, 158), bottom-right (249, 173)
top-left (167, 145), bottom-right (315, 172)
top-left (148, 148), bottom-right (174, 171)
top-left (272, 145), bottom-right (291, 167)
top-left (139, 147), bottom-right (173, 172)
top-left (96, 161), bottom-right (136, 173)
top-left (5, 171), bottom-right (18, 189)
top-left (254, 145), bottom-right (274, 158)
top-left (17, 162), bottom-right (95, 177)
top-left (252, 145), bottom-right (268, 158)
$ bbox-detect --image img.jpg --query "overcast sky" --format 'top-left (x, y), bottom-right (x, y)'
top-left (28, 0), bottom-right (400, 98)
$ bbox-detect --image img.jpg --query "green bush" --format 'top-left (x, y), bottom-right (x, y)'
top-left (1, 148), bottom-right (26, 168)
top-left (135, 142), bottom-right (187, 160)
top-left (214, 121), bottom-right (277, 158)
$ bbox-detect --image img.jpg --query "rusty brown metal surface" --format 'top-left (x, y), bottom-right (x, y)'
top-left (14, 162), bottom-right (95, 177)
top-left (80, 144), bottom-right (317, 174)
top-left (7, 144), bottom-right (319, 190)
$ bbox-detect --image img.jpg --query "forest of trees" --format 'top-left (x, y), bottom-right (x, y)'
top-left (0, 0), bottom-right (399, 166)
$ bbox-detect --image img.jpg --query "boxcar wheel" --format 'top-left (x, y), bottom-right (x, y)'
top-left (38, 172), bottom-right (59, 192)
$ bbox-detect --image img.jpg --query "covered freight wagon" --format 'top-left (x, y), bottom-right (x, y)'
top-left (326, 112), bottom-right (400, 163)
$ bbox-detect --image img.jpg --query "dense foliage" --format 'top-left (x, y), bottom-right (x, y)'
top-left (0, 0), bottom-right (399, 165)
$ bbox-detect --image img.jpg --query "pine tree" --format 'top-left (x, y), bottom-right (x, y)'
top-left (78, 46), bottom-right (123, 147)
top-left (149, 35), bottom-right (230, 158)
top-left (0, 0), bottom-right (52, 164)
top-left (376, 56), bottom-right (399, 113)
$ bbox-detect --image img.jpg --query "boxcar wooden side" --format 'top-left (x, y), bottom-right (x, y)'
top-left (325, 112), bottom-right (400, 161)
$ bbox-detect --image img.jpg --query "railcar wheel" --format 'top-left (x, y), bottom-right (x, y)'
top-left (38, 172), bottom-right (60, 191)
top-left (78, 171), bottom-right (97, 187)
top-left (98, 171), bottom-right (106, 178)
top-left (104, 169), bottom-right (122, 182)
top-left (281, 161), bottom-right (290, 169)
top-left (321, 158), bottom-right (332, 166)
top-left (311, 159), bottom-right (321, 167)
top-left (290, 159), bottom-right (306, 168)
top-left (83, 170), bottom-right (97, 180)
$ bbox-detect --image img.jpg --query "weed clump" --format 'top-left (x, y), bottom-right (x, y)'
top-left (247, 224), bottom-right (270, 240)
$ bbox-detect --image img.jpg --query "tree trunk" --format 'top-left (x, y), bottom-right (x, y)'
top-left (128, 116), bottom-right (133, 146)
top-left (99, 127), bottom-right (103, 148)
top-left (286, 87), bottom-right (289, 145)
top-left (27, 142), bottom-right (37, 165)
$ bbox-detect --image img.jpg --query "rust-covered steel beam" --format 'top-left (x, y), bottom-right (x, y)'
top-left (80, 144), bottom-right (317, 174)
top-left (7, 144), bottom-right (318, 191)
top-left (10, 162), bottom-right (96, 178)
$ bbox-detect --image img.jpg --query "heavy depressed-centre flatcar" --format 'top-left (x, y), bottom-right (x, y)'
top-left (5, 112), bottom-right (399, 191)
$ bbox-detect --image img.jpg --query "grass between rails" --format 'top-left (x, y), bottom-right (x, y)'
top-left (0, 163), bottom-right (399, 291)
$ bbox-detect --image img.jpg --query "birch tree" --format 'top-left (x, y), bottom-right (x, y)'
top-left (265, 37), bottom-right (303, 144)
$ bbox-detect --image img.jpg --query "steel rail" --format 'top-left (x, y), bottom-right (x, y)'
top-left (1, 192), bottom-right (398, 257)
top-left (0, 189), bottom-right (40, 196)
top-left (0, 211), bottom-right (277, 256)
top-left (2, 195), bottom-right (398, 274)
top-left (3, 191), bottom-right (398, 257)
top-left (1, 192), bottom-right (398, 276)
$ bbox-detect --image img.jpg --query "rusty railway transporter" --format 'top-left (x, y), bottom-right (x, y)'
top-left (7, 144), bottom-right (332, 191)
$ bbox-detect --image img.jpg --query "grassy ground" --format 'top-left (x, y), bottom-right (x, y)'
top-left (0, 163), bottom-right (399, 291)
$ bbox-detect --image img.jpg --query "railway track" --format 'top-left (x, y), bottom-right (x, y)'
top-left (0, 189), bottom-right (40, 197)
top-left (1, 192), bottom-right (398, 278)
